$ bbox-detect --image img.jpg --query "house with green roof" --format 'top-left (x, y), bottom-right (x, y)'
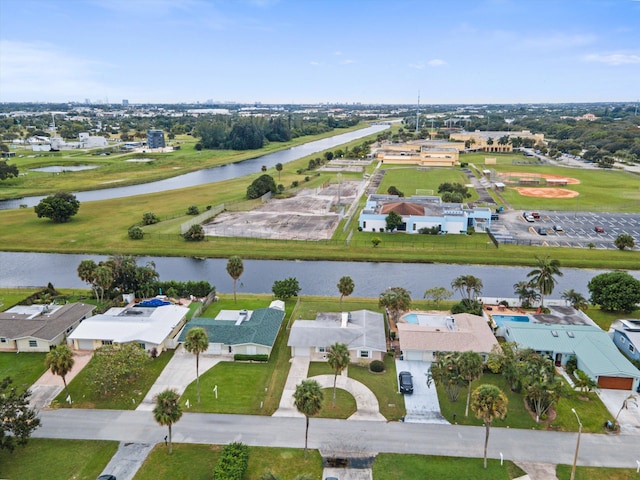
top-left (177, 300), bottom-right (285, 358)
top-left (504, 322), bottom-right (640, 391)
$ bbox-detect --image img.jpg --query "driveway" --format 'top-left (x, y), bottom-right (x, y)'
top-left (98, 442), bottom-right (155, 480)
top-left (597, 389), bottom-right (640, 434)
top-left (395, 359), bottom-right (448, 424)
top-left (29, 349), bottom-right (93, 410)
top-left (136, 344), bottom-right (225, 411)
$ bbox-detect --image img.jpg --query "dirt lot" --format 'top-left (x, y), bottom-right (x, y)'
top-left (203, 180), bottom-right (363, 240)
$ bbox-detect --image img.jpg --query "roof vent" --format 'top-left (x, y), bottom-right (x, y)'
top-left (551, 330), bottom-right (558, 337)
top-left (567, 331), bottom-right (575, 338)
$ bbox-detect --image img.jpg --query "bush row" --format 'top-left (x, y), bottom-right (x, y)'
top-left (233, 354), bottom-right (269, 362)
top-left (213, 442), bottom-right (249, 480)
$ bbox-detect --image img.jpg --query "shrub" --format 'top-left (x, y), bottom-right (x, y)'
top-left (291, 180), bottom-right (299, 188)
top-left (186, 205), bottom-right (199, 215)
top-left (451, 299), bottom-right (483, 316)
top-left (369, 360), bottom-right (385, 373)
top-left (213, 442), bottom-right (249, 480)
top-left (128, 225), bottom-right (144, 240)
top-left (371, 237), bottom-right (381, 247)
top-left (182, 224), bottom-right (205, 241)
top-left (305, 176), bottom-right (310, 182)
top-left (142, 211), bottom-right (159, 225)
top-left (565, 357), bottom-right (578, 375)
top-left (234, 354), bottom-right (269, 362)
top-left (419, 226), bottom-right (440, 235)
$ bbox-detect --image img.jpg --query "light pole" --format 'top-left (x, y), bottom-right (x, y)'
top-left (570, 408), bottom-right (582, 480)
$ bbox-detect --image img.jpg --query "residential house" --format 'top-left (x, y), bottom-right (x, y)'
top-left (397, 313), bottom-right (498, 362)
top-left (611, 319), bottom-right (640, 363)
top-left (0, 303), bottom-right (95, 353)
top-left (504, 322), bottom-right (640, 391)
top-left (358, 194), bottom-right (492, 234)
top-left (67, 303), bottom-right (189, 354)
top-left (288, 310), bottom-right (386, 363)
top-left (177, 300), bottom-right (285, 358)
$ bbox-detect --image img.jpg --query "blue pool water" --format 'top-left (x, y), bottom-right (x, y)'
top-left (492, 314), bottom-right (530, 327)
top-left (404, 313), bottom-right (419, 324)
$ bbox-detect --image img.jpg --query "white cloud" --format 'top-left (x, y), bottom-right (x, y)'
top-left (584, 53), bottom-right (640, 65)
top-left (409, 62), bottom-right (425, 70)
top-left (427, 59), bottom-right (447, 67)
top-left (0, 40), bottom-right (109, 101)
top-left (309, 61), bottom-right (320, 66)
top-left (340, 59), bottom-right (355, 65)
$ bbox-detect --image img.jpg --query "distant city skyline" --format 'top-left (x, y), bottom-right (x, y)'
top-left (1, 0), bottom-right (639, 105)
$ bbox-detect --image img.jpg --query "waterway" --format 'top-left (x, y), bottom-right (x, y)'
top-left (0, 124), bottom-right (389, 210)
top-left (2, 251), bottom-right (636, 299)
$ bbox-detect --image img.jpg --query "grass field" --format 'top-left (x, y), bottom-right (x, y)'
top-left (0, 351), bottom-right (48, 391)
top-left (135, 444), bottom-right (323, 480)
top-left (556, 464), bottom-right (638, 480)
top-left (53, 349), bottom-right (175, 409)
top-left (436, 372), bottom-right (610, 433)
top-left (0, 438), bottom-right (118, 480)
top-left (377, 166), bottom-right (480, 201)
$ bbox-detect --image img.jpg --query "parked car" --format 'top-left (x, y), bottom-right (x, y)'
top-left (525, 215), bottom-right (535, 223)
top-left (398, 371), bottom-right (414, 394)
top-left (553, 225), bottom-right (564, 232)
top-left (594, 226), bottom-right (605, 233)
top-left (97, 476), bottom-right (116, 480)
top-left (491, 213), bottom-right (500, 220)
top-left (537, 227), bottom-right (547, 235)
top-left (531, 212), bottom-right (541, 219)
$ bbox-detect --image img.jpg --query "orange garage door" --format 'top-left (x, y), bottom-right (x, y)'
top-left (598, 376), bottom-right (633, 390)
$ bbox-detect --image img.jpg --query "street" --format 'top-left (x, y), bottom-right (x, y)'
top-left (34, 409), bottom-right (640, 469)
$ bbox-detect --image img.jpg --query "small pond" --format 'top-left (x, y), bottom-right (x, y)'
top-left (30, 165), bottom-right (100, 173)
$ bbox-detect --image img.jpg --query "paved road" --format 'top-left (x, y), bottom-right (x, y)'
top-left (34, 409), bottom-right (639, 469)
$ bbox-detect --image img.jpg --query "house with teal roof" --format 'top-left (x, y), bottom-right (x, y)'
top-left (504, 322), bottom-right (640, 391)
top-left (177, 300), bottom-right (285, 358)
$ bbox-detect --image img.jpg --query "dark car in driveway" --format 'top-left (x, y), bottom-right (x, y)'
top-left (398, 371), bottom-right (413, 394)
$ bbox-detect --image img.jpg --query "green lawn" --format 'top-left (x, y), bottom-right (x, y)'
top-left (556, 464), bottom-right (638, 480)
top-left (372, 453), bottom-right (525, 480)
top-left (316, 387), bottom-right (357, 419)
top-left (54, 349), bottom-right (175, 409)
top-left (436, 372), bottom-right (610, 433)
top-left (134, 444), bottom-right (323, 480)
top-left (584, 307), bottom-right (640, 330)
top-left (0, 438), bottom-right (118, 480)
top-left (0, 352), bottom-right (48, 392)
top-left (0, 287), bottom-right (41, 310)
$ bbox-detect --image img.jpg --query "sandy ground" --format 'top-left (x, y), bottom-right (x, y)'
top-left (501, 172), bottom-right (581, 184)
top-left (512, 187), bottom-right (580, 199)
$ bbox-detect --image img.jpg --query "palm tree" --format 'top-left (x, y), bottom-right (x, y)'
top-left (451, 275), bottom-right (483, 301)
top-left (226, 256), bottom-right (244, 304)
top-left (337, 276), bottom-right (355, 311)
top-left (471, 384), bottom-right (508, 469)
top-left (275, 162), bottom-right (283, 181)
top-left (327, 342), bottom-right (350, 405)
top-left (153, 389), bottom-right (183, 454)
top-left (513, 280), bottom-right (540, 308)
top-left (293, 379), bottom-right (323, 458)
top-left (561, 289), bottom-right (588, 311)
top-left (458, 351), bottom-right (484, 417)
top-left (45, 344), bottom-right (75, 403)
top-left (527, 255), bottom-right (563, 308)
top-left (184, 327), bottom-right (209, 403)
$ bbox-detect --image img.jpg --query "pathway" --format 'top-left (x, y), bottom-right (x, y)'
top-left (137, 345), bottom-right (225, 411)
top-left (273, 356), bottom-right (310, 417)
top-left (29, 349), bottom-right (93, 410)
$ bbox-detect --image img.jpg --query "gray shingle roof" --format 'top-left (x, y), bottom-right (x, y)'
top-left (0, 303), bottom-right (95, 341)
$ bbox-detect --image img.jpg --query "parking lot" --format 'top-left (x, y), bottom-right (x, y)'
top-left (493, 211), bottom-right (640, 249)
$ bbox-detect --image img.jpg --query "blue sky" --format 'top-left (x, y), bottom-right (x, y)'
top-left (1, 0), bottom-right (639, 104)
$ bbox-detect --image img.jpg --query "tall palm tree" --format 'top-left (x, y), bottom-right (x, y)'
top-left (275, 162), bottom-right (283, 181)
top-left (45, 344), bottom-right (75, 403)
top-left (458, 351), bottom-right (484, 417)
top-left (527, 255), bottom-right (563, 308)
top-left (184, 327), bottom-right (209, 403)
top-left (337, 276), bottom-right (355, 311)
top-left (226, 256), bottom-right (244, 304)
top-left (513, 280), bottom-right (540, 308)
top-left (293, 379), bottom-right (323, 458)
top-left (471, 384), bottom-right (508, 469)
top-left (153, 389), bottom-right (183, 454)
top-left (451, 275), bottom-right (483, 301)
top-left (327, 342), bottom-right (350, 405)
top-left (561, 289), bottom-right (588, 311)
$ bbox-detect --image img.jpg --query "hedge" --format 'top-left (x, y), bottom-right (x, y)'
top-left (234, 354), bottom-right (269, 362)
top-left (213, 442), bottom-right (249, 480)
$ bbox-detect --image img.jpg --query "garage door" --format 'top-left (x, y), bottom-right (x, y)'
top-left (77, 339), bottom-right (94, 350)
top-left (598, 376), bottom-right (633, 390)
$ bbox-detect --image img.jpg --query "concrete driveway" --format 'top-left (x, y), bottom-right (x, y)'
top-left (98, 442), bottom-right (155, 480)
top-left (395, 359), bottom-right (448, 424)
top-left (597, 389), bottom-right (640, 434)
top-left (137, 344), bottom-right (225, 411)
top-left (29, 349), bottom-right (93, 410)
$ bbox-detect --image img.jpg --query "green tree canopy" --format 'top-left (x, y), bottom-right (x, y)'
top-left (293, 379), bottom-right (323, 458)
top-left (614, 233), bottom-right (635, 250)
top-left (184, 327), bottom-right (209, 403)
top-left (0, 377), bottom-right (41, 451)
top-left (247, 174), bottom-right (277, 199)
top-left (561, 289), bottom-right (588, 311)
top-left (87, 344), bottom-right (150, 397)
top-left (226, 256), bottom-right (244, 304)
top-left (327, 342), bottom-right (350, 404)
top-left (34, 192), bottom-right (80, 223)
top-left (182, 224), bottom-right (205, 241)
top-left (588, 271), bottom-right (640, 312)
top-left (526, 255), bottom-right (562, 307)
top-left (153, 389), bottom-right (183, 454)
top-left (385, 211), bottom-right (403, 232)
top-left (45, 344), bottom-right (75, 403)
top-left (458, 351), bottom-right (484, 417)
top-left (337, 276), bottom-right (355, 310)
top-left (272, 277), bottom-right (301, 301)
top-left (451, 275), bottom-right (483, 301)
top-left (378, 287), bottom-right (412, 324)
top-left (0, 160), bottom-right (19, 180)
top-left (471, 384), bottom-right (508, 469)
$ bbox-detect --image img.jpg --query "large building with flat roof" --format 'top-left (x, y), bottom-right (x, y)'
top-left (146, 129), bottom-right (165, 149)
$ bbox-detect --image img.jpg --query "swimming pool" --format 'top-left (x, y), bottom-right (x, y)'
top-left (404, 313), bottom-right (420, 324)
top-left (491, 314), bottom-right (530, 327)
